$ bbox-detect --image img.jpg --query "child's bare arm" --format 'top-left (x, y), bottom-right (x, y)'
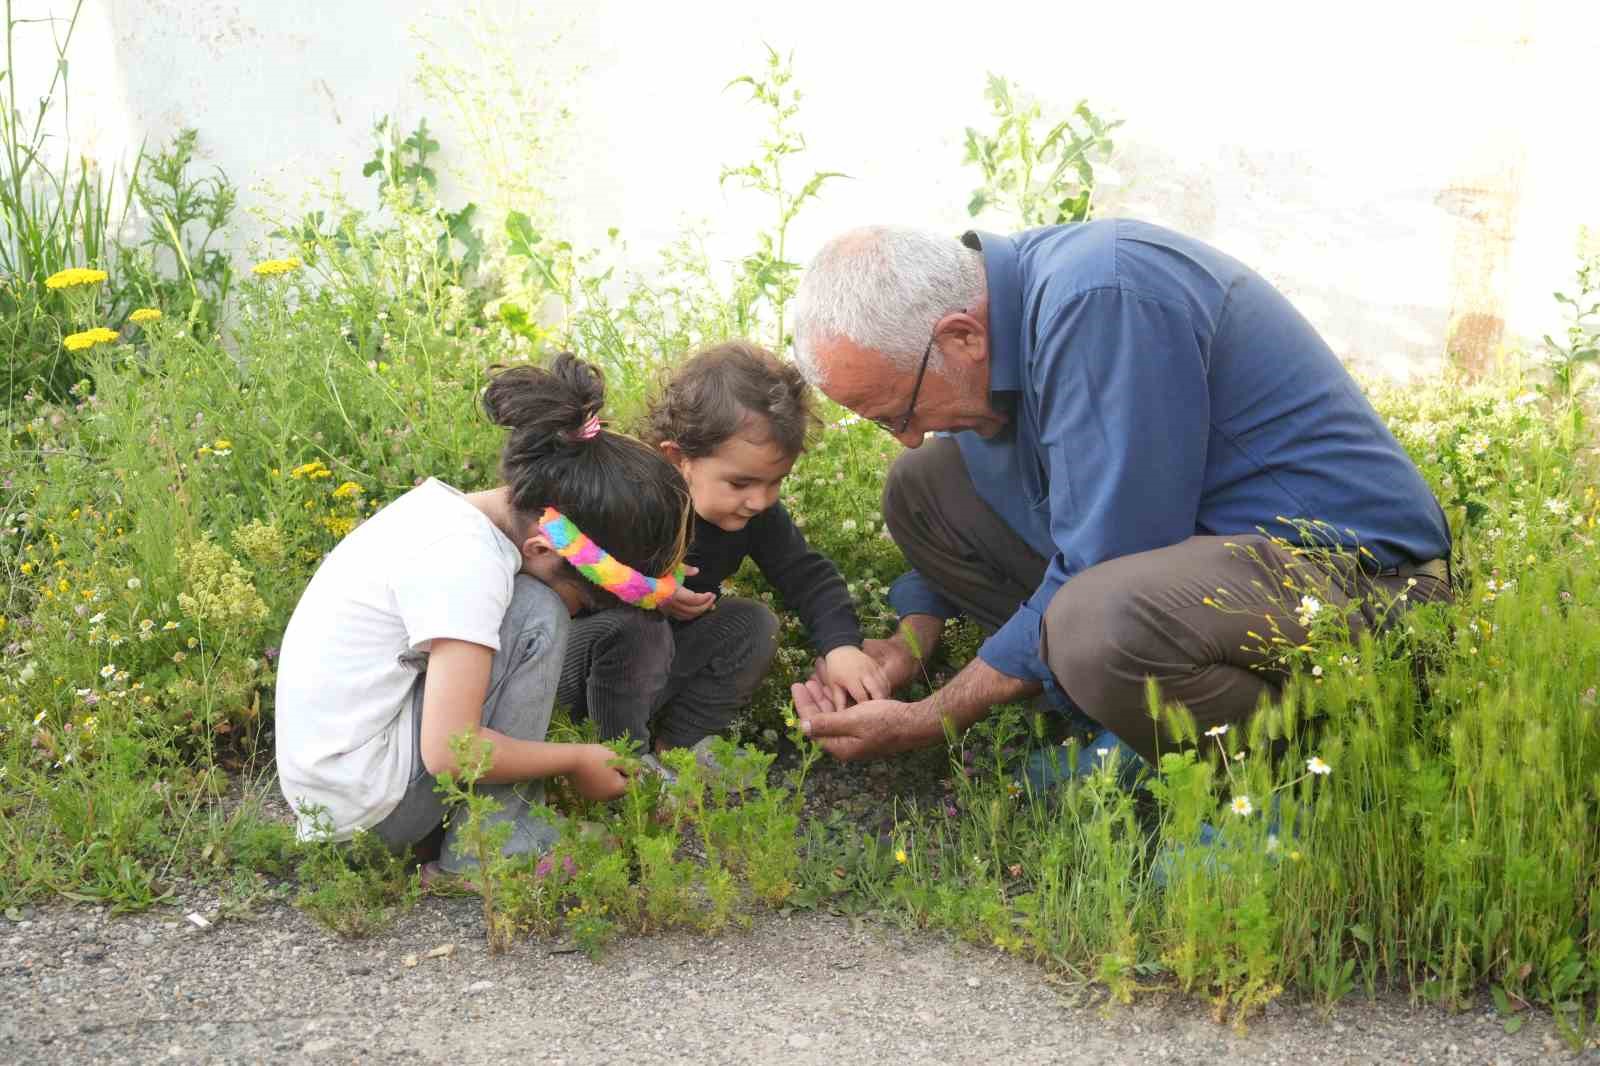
top-left (418, 639), bottom-right (626, 799)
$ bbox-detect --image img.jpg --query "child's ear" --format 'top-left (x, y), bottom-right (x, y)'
top-left (519, 530), bottom-right (557, 567)
top-left (658, 440), bottom-right (687, 469)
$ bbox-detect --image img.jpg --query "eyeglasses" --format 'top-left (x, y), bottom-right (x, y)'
top-left (872, 329), bottom-right (937, 437)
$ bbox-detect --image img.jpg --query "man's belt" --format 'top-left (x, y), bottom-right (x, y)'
top-left (1376, 557), bottom-right (1450, 584)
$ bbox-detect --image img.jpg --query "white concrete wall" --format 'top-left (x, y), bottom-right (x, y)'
top-left (16, 0), bottom-right (1600, 378)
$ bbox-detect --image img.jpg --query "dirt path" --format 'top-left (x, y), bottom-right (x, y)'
top-left (3, 895), bottom-right (1592, 1064)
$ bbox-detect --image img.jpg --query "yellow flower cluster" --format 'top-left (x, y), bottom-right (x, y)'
top-left (129, 307), bottom-right (162, 324)
top-left (233, 519), bottom-right (287, 569)
top-left (290, 459), bottom-right (333, 480)
top-left (63, 327), bottom-right (119, 352)
top-left (319, 515), bottom-right (357, 539)
top-left (251, 256), bottom-right (304, 278)
top-left (331, 481), bottom-right (363, 500)
top-left (176, 538), bottom-right (269, 629)
top-left (45, 267), bottom-right (109, 290)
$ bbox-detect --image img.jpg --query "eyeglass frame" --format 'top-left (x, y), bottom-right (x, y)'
top-left (871, 322), bottom-right (944, 436)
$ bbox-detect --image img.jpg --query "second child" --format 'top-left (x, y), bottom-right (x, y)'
top-left (556, 341), bottom-right (887, 758)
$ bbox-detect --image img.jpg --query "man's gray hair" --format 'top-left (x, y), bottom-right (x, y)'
top-left (792, 225), bottom-right (987, 386)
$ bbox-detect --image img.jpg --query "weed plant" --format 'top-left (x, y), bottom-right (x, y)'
top-left (0, 30), bottom-right (1594, 1038)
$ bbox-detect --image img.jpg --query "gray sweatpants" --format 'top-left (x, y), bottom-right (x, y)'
top-left (882, 436), bottom-right (1453, 765)
top-left (371, 575), bottom-right (568, 872)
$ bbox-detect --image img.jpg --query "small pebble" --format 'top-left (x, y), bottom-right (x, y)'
top-left (965, 976), bottom-right (980, 988)
top-left (465, 980), bottom-right (496, 993)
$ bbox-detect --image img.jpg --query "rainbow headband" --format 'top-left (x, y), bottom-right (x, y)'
top-left (538, 507), bottom-right (684, 609)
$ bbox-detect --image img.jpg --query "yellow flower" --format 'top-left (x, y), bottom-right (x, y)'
top-left (251, 256), bottom-right (303, 278)
top-left (290, 460), bottom-right (332, 480)
top-left (45, 267), bottom-right (108, 289)
top-left (331, 481), bottom-right (363, 500)
top-left (129, 307), bottom-right (162, 324)
top-left (319, 515), bottom-right (357, 539)
top-left (894, 848), bottom-right (908, 865)
top-left (63, 327), bottom-right (119, 352)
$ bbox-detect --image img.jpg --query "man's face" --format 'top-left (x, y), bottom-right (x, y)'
top-left (814, 331), bottom-right (1009, 448)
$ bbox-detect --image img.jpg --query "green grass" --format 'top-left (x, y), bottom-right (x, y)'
top-left (2, 31), bottom-right (1597, 1039)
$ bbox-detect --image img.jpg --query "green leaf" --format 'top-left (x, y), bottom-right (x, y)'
top-left (505, 210), bottom-right (540, 258)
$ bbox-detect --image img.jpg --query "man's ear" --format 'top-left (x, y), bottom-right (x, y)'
top-left (936, 310), bottom-right (989, 367)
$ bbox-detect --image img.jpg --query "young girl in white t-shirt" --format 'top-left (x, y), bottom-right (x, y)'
top-left (274, 353), bottom-right (689, 876)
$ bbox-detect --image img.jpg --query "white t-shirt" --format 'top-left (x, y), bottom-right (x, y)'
top-left (275, 478), bottom-right (523, 840)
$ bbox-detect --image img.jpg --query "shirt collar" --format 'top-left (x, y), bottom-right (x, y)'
top-left (961, 230), bottom-right (1022, 393)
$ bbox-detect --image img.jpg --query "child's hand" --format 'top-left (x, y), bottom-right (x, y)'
top-left (567, 743), bottom-right (629, 801)
top-left (821, 645), bottom-right (891, 707)
top-left (660, 566), bottom-right (716, 621)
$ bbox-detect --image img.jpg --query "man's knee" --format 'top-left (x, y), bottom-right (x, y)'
top-left (881, 436), bottom-right (964, 546)
top-left (1041, 568), bottom-right (1132, 709)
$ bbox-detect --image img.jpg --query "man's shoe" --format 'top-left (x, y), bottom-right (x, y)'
top-left (1019, 728), bottom-right (1145, 794)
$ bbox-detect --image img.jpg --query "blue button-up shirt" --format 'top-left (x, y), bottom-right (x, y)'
top-left (888, 220), bottom-right (1451, 689)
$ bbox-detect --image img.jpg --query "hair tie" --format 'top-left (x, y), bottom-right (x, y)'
top-left (538, 506), bottom-right (683, 609)
top-left (571, 413), bottom-right (602, 441)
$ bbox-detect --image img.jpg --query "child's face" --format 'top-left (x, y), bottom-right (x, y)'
top-left (671, 434), bottom-right (797, 532)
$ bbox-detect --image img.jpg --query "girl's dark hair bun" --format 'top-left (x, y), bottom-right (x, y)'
top-left (487, 351), bottom-right (689, 592)
top-left (482, 352), bottom-right (605, 449)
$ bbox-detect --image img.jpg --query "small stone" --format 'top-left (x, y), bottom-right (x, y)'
top-left (965, 976), bottom-right (981, 989)
top-left (302, 1037), bottom-right (339, 1055)
top-left (464, 980), bottom-right (496, 993)
top-left (787, 1033), bottom-right (813, 1049)
top-left (135, 932), bottom-right (157, 947)
top-left (16, 921), bottom-right (31, 931)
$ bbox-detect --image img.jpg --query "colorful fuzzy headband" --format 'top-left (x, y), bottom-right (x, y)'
top-left (538, 506), bottom-right (683, 609)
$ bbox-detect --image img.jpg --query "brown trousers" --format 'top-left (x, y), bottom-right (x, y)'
top-left (881, 437), bottom-right (1452, 765)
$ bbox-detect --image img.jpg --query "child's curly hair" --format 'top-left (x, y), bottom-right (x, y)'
top-left (643, 340), bottom-right (819, 458)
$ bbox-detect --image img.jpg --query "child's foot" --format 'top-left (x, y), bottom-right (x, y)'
top-left (690, 736), bottom-right (762, 793)
top-left (418, 860), bottom-right (480, 894)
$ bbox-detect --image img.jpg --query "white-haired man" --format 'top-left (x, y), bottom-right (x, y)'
top-left (788, 221), bottom-right (1452, 770)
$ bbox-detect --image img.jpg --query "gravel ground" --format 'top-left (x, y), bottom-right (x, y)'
top-left (4, 894), bottom-right (1596, 1065)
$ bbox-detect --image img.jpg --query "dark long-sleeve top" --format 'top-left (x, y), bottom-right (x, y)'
top-left (683, 502), bottom-right (862, 656)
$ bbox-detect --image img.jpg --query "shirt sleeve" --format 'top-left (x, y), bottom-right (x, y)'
top-left (887, 569), bottom-right (958, 621)
top-left (976, 286), bottom-right (1210, 685)
top-left (748, 503), bottom-right (863, 656)
top-left (388, 532), bottom-right (515, 653)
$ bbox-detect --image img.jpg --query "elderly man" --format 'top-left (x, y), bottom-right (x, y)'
top-left (789, 221), bottom-right (1452, 767)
